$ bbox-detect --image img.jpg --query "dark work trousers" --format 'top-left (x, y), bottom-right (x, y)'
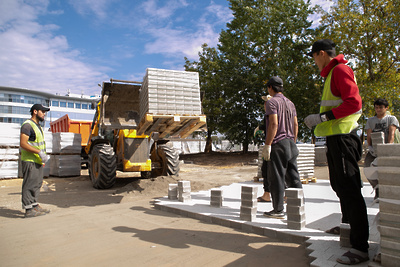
top-left (261, 160), bottom-right (270, 193)
top-left (326, 132), bottom-right (369, 252)
top-left (267, 138), bottom-right (302, 212)
top-left (262, 160), bottom-right (290, 193)
top-left (21, 161), bottom-right (44, 209)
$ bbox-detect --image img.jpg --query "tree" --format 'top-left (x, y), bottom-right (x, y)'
top-left (317, 0), bottom-right (400, 133)
top-left (184, 44), bottom-right (224, 152)
top-left (217, 0), bottom-right (319, 151)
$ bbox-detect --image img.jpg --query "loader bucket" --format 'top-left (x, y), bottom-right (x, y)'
top-left (100, 82), bottom-right (141, 130)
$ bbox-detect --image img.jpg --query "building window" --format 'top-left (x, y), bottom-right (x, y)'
top-left (75, 103), bottom-right (81, 109)
top-left (60, 101), bottom-right (66, 107)
top-left (82, 103), bottom-right (88, 109)
top-left (68, 102), bottom-right (74, 108)
top-left (52, 100), bottom-right (59, 107)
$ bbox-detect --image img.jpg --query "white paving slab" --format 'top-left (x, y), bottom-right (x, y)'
top-left (155, 180), bottom-right (380, 267)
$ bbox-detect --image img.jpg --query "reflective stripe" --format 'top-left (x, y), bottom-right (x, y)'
top-left (27, 141), bottom-right (45, 146)
top-left (321, 99), bottom-right (343, 106)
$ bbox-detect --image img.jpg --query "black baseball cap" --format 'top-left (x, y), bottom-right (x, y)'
top-left (266, 76), bottom-right (283, 87)
top-left (307, 39), bottom-right (336, 57)
top-left (30, 104), bottom-right (50, 112)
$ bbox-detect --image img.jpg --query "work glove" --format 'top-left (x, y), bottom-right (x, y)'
top-left (38, 151), bottom-right (50, 164)
top-left (304, 114), bottom-right (322, 129)
top-left (253, 126), bottom-right (263, 137)
top-left (368, 146), bottom-right (377, 157)
top-left (262, 145), bottom-right (271, 161)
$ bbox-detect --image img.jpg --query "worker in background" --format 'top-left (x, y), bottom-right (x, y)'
top-left (364, 98), bottom-right (399, 200)
top-left (20, 104), bottom-right (51, 218)
top-left (255, 95), bottom-right (272, 202)
top-left (262, 76), bottom-right (302, 218)
top-left (305, 39), bottom-right (369, 265)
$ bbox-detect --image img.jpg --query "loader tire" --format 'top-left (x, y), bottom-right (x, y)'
top-left (151, 144), bottom-right (180, 177)
top-left (89, 143), bottom-right (117, 189)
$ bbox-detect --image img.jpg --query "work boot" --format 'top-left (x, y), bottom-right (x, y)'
top-left (263, 210), bottom-right (285, 219)
top-left (25, 208), bottom-right (46, 218)
top-left (33, 204), bottom-right (50, 214)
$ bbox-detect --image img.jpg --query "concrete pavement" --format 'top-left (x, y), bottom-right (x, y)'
top-left (154, 177), bottom-right (380, 267)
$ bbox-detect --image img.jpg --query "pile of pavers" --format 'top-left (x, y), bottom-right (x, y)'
top-left (297, 144), bottom-right (316, 183)
top-left (49, 132), bottom-right (81, 177)
top-left (139, 68), bottom-right (202, 120)
top-left (0, 123), bottom-right (20, 179)
top-left (158, 168), bottom-right (380, 266)
top-left (43, 130), bottom-right (53, 177)
top-left (377, 141), bottom-right (400, 266)
top-left (240, 186), bottom-right (257, 221)
top-left (255, 144), bottom-right (316, 184)
top-left (177, 181), bottom-right (191, 202)
top-left (210, 189), bottom-right (223, 208)
top-left (285, 188), bottom-right (305, 230)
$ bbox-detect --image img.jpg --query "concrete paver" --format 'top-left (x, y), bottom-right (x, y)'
top-left (155, 180), bottom-right (380, 266)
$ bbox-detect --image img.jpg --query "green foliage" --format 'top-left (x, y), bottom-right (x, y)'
top-left (184, 0), bottom-right (400, 149)
top-left (217, 0), bottom-right (319, 149)
top-left (184, 44), bottom-right (224, 152)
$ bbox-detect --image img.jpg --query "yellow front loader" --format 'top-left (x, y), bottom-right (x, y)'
top-left (85, 78), bottom-right (206, 189)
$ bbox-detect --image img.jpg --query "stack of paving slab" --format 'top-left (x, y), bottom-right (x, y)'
top-left (376, 141), bottom-right (400, 267)
top-left (178, 180), bottom-right (191, 202)
top-left (314, 146), bottom-right (327, 164)
top-left (50, 132), bottom-right (81, 177)
top-left (168, 184), bottom-right (178, 200)
top-left (43, 131), bottom-right (53, 177)
top-left (0, 123), bottom-right (20, 179)
top-left (255, 144), bottom-right (315, 181)
top-left (210, 189), bottom-right (223, 207)
top-left (240, 186), bottom-right (257, 221)
top-left (256, 145), bottom-right (264, 178)
top-left (296, 144), bottom-right (315, 182)
top-left (285, 188), bottom-right (306, 230)
top-left (139, 68), bottom-right (202, 120)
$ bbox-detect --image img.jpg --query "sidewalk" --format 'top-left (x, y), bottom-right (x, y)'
top-left (154, 179), bottom-right (380, 267)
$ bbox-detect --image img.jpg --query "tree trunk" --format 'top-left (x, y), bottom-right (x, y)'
top-left (243, 141), bottom-right (249, 153)
top-left (204, 130), bottom-right (212, 153)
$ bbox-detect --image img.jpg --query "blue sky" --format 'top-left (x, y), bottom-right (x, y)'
top-left (0, 0), bottom-right (333, 96)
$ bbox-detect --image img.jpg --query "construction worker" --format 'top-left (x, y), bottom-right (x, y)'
top-left (20, 104), bottom-right (51, 218)
top-left (305, 39), bottom-right (369, 265)
top-left (262, 76), bottom-right (302, 219)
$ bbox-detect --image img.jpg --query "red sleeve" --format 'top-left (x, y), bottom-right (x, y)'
top-left (330, 64), bottom-right (362, 119)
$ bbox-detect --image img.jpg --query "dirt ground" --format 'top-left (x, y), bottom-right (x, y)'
top-left (0, 152), bottom-right (324, 267)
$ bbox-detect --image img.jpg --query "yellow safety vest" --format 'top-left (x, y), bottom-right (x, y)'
top-left (20, 120), bottom-right (46, 164)
top-left (314, 66), bottom-right (361, 137)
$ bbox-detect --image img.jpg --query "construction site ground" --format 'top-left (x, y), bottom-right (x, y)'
top-left (0, 152), bottom-right (378, 267)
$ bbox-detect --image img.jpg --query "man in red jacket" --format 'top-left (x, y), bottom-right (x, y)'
top-left (305, 39), bottom-right (369, 265)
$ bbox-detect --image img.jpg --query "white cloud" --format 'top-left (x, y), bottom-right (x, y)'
top-left (0, 0), bottom-right (106, 95)
top-left (207, 0), bottom-right (234, 24)
top-left (142, 1), bottom-right (232, 60)
top-left (309, 0), bottom-right (335, 27)
top-left (68, 0), bottom-right (114, 20)
top-left (310, 0), bottom-right (335, 12)
top-left (141, 0), bottom-right (188, 20)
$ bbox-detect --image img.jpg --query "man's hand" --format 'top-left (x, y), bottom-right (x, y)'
top-left (368, 146), bottom-right (377, 157)
top-left (38, 151), bottom-right (49, 164)
top-left (262, 145), bottom-right (271, 161)
top-left (304, 114), bottom-right (322, 129)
